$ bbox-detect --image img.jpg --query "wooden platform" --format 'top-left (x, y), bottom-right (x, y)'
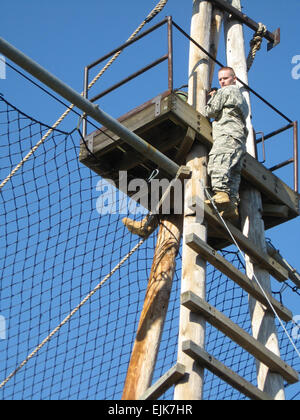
top-left (79, 91), bottom-right (299, 246)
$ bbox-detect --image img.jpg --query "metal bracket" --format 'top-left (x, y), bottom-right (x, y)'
top-left (210, 0), bottom-right (280, 50)
top-left (86, 134), bottom-right (94, 154)
top-left (255, 131), bottom-right (266, 164)
top-left (267, 28), bottom-right (281, 51)
top-left (152, 95), bottom-right (162, 117)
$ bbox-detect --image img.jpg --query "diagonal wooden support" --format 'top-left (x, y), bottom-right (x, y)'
top-left (138, 363), bottom-right (186, 400)
top-left (182, 340), bottom-right (273, 400)
top-left (181, 291), bottom-right (299, 385)
top-left (175, 127), bottom-right (196, 164)
top-left (185, 233), bottom-right (293, 323)
top-left (122, 215), bottom-right (183, 400)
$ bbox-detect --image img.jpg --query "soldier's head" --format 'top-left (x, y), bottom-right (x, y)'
top-left (218, 67), bottom-right (237, 88)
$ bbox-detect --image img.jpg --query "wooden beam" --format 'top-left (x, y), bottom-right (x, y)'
top-left (209, 7), bottom-right (224, 87)
top-left (189, 201), bottom-right (289, 282)
top-left (175, 127), bottom-right (196, 164)
top-left (241, 154), bottom-right (299, 216)
top-left (138, 363), bottom-right (186, 400)
top-left (263, 204), bottom-right (289, 219)
top-left (267, 243), bottom-right (300, 289)
top-left (182, 340), bottom-right (273, 400)
top-left (225, 0), bottom-right (287, 399)
top-left (122, 215), bottom-right (182, 400)
top-left (80, 92), bottom-right (299, 219)
top-left (181, 291), bottom-right (299, 385)
top-left (185, 233), bottom-right (293, 322)
top-left (174, 0), bottom-right (212, 401)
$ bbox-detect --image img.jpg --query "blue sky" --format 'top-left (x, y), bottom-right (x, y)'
top-left (0, 0), bottom-right (300, 400)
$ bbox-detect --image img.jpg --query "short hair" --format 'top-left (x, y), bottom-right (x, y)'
top-left (218, 66), bottom-right (236, 77)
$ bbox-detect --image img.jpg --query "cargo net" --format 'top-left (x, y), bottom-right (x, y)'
top-left (0, 95), bottom-right (299, 400)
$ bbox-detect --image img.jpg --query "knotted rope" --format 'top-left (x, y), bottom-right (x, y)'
top-left (247, 22), bottom-right (267, 71)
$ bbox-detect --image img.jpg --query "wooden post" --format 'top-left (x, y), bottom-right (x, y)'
top-left (173, 0), bottom-right (212, 400)
top-left (209, 7), bottom-right (224, 87)
top-left (122, 214), bottom-right (182, 400)
top-left (224, 0), bottom-right (286, 400)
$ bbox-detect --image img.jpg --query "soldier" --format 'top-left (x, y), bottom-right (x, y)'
top-left (204, 66), bottom-right (249, 220)
top-left (122, 66), bottom-right (248, 237)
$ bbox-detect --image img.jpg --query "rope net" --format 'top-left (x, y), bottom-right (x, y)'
top-left (0, 95), bottom-right (299, 400)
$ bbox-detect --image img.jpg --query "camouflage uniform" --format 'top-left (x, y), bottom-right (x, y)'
top-left (204, 85), bottom-right (249, 204)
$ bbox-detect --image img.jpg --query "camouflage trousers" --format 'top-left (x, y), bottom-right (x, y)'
top-left (207, 135), bottom-right (246, 204)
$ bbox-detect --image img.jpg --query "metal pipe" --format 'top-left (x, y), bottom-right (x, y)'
top-left (256, 123), bottom-right (294, 144)
top-left (167, 16), bottom-right (174, 92)
top-left (269, 158), bottom-right (294, 172)
top-left (172, 20), bottom-right (292, 123)
top-left (293, 121), bottom-right (299, 193)
top-left (90, 55), bottom-right (168, 103)
top-left (87, 17), bottom-right (169, 70)
top-left (0, 36), bottom-right (179, 177)
top-left (256, 131), bottom-right (266, 163)
top-left (82, 66), bottom-right (89, 138)
top-left (210, 0), bottom-right (280, 49)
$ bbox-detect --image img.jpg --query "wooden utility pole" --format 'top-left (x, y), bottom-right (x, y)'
top-left (174, 0), bottom-right (212, 400)
top-left (224, 0), bottom-right (285, 399)
top-left (122, 215), bottom-right (182, 400)
top-left (209, 7), bottom-right (224, 87)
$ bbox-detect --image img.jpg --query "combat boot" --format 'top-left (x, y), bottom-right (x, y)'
top-left (122, 215), bottom-right (159, 238)
top-left (205, 191), bottom-right (231, 210)
top-left (220, 202), bottom-right (239, 221)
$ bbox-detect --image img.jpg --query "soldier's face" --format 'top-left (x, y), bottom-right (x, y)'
top-left (218, 70), bottom-right (236, 87)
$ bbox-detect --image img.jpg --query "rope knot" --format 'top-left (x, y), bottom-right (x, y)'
top-left (247, 22), bottom-right (267, 71)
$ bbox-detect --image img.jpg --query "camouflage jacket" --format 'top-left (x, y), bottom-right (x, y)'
top-left (204, 85), bottom-right (249, 143)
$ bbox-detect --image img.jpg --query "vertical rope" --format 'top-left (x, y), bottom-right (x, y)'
top-left (247, 23), bottom-right (267, 71)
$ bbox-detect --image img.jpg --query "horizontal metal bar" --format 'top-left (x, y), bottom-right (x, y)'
top-left (87, 17), bottom-right (168, 70)
top-left (293, 121), bottom-right (299, 193)
top-left (256, 123), bottom-right (294, 144)
top-left (90, 54), bottom-right (168, 103)
top-left (0, 36), bottom-right (179, 177)
top-left (269, 158), bottom-right (294, 172)
top-left (210, 0), bottom-right (280, 48)
top-left (172, 21), bottom-right (292, 123)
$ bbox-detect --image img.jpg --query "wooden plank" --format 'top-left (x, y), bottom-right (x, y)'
top-left (138, 363), bottom-right (186, 400)
top-left (182, 340), bottom-right (273, 400)
top-left (242, 154), bottom-right (299, 216)
top-left (174, 0), bottom-right (212, 401)
top-left (225, 0), bottom-right (286, 399)
top-left (181, 291), bottom-right (299, 385)
top-left (80, 90), bottom-right (299, 218)
top-left (267, 243), bottom-right (300, 289)
top-left (199, 203), bottom-right (289, 282)
top-left (185, 233), bottom-right (293, 322)
top-left (79, 92), bottom-right (173, 161)
top-left (263, 204), bottom-right (289, 219)
top-left (80, 91), bottom-right (299, 217)
top-left (175, 127), bottom-right (196, 164)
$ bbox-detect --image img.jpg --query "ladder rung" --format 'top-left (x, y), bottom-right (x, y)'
top-left (181, 291), bottom-right (299, 385)
top-left (189, 201), bottom-right (289, 282)
top-left (182, 340), bottom-right (273, 400)
top-left (138, 363), bottom-right (185, 400)
top-left (185, 233), bottom-right (293, 322)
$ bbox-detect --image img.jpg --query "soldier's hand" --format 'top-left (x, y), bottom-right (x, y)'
top-left (207, 88), bottom-right (217, 100)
